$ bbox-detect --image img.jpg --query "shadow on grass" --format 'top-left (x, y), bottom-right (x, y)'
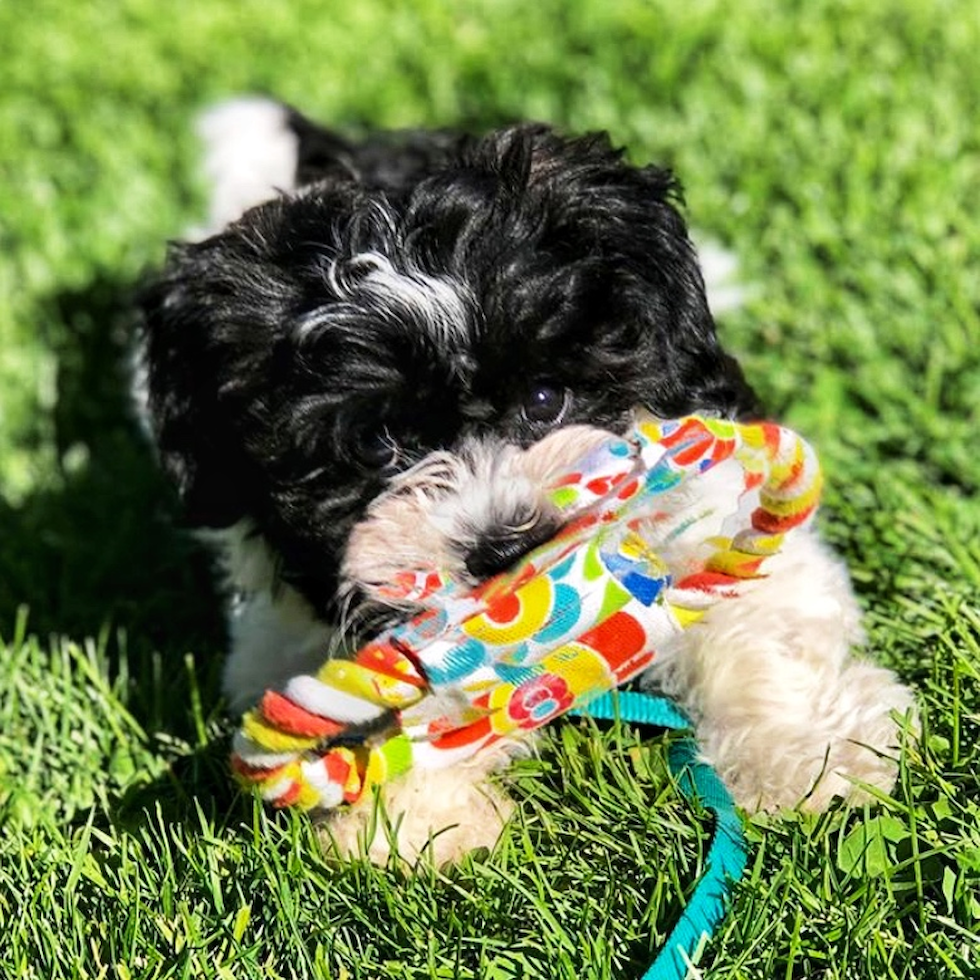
top-left (110, 735), bottom-right (255, 831)
top-left (0, 271), bottom-right (227, 737)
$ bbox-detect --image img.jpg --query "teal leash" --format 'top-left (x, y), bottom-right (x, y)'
top-left (570, 692), bottom-right (748, 980)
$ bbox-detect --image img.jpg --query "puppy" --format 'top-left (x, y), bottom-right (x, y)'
top-left (139, 98), bottom-right (913, 863)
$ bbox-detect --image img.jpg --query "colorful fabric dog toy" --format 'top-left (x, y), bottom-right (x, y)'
top-left (232, 415), bottom-right (822, 807)
top-left (232, 415), bottom-right (822, 980)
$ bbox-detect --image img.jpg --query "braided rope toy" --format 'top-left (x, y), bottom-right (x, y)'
top-left (232, 415), bottom-right (823, 978)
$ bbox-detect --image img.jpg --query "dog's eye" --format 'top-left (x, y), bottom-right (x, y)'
top-left (520, 385), bottom-right (570, 427)
top-left (353, 426), bottom-right (400, 471)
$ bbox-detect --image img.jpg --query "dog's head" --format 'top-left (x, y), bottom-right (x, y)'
top-left (140, 123), bottom-right (757, 624)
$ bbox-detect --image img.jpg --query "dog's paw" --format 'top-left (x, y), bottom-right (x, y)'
top-left (792, 662), bottom-right (915, 812)
top-left (318, 763), bottom-right (514, 867)
top-left (713, 661), bottom-right (915, 813)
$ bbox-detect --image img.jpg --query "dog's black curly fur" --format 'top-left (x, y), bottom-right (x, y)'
top-left (140, 113), bottom-right (757, 619)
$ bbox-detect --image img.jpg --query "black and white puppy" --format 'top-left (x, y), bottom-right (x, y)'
top-left (139, 99), bottom-right (912, 863)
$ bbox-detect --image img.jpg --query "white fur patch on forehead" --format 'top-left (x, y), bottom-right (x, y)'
top-left (328, 251), bottom-right (472, 348)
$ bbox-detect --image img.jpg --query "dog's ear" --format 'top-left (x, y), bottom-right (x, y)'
top-left (472, 125), bottom-right (760, 420)
top-left (285, 107), bottom-right (361, 187)
top-left (286, 106), bottom-right (466, 197)
top-left (614, 167), bottom-right (762, 420)
top-left (138, 234), bottom-right (279, 528)
top-left (610, 160), bottom-right (761, 418)
top-left (526, 127), bottom-right (761, 420)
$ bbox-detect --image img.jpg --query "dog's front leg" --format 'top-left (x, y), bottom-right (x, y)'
top-left (321, 746), bottom-right (518, 866)
top-left (644, 529), bottom-right (914, 812)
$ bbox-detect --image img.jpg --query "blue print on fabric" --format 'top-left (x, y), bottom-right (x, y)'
top-left (536, 583), bottom-right (582, 643)
top-left (425, 636), bottom-right (488, 687)
top-left (493, 661), bottom-right (538, 686)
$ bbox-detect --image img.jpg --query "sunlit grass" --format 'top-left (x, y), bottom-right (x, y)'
top-left (1, 0), bottom-right (978, 976)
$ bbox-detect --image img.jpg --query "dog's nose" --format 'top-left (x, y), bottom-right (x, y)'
top-left (464, 518), bottom-right (560, 581)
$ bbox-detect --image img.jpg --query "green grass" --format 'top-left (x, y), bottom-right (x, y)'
top-left (1, 0), bottom-right (979, 976)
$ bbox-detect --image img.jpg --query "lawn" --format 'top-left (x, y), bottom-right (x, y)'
top-left (1, 0), bottom-right (978, 977)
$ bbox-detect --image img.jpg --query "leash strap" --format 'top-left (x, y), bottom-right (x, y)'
top-left (572, 692), bottom-right (747, 980)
